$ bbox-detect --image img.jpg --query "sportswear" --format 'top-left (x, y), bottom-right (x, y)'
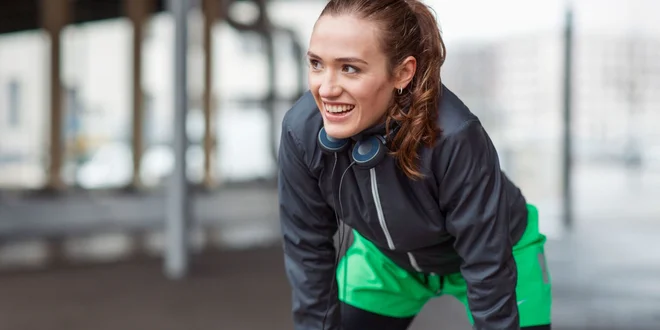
top-left (278, 85), bottom-right (529, 330)
top-left (337, 203), bottom-right (552, 328)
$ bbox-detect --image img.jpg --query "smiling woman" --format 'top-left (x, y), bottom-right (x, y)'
top-left (305, 1), bottom-right (443, 180)
top-left (277, 1), bottom-right (553, 330)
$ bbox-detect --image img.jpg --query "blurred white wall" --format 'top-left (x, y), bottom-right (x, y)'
top-left (1, 0), bottom-right (660, 190)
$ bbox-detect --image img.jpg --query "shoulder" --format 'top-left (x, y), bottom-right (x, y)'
top-left (435, 85), bottom-right (481, 139)
top-left (428, 85), bottom-right (497, 168)
top-left (280, 91), bottom-right (324, 167)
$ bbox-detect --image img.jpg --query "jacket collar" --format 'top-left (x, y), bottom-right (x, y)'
top-left (350, 119), bottom-right (400, 142)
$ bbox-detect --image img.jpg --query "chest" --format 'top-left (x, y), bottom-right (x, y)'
top-left (319, 154), bottom-right (449, 251)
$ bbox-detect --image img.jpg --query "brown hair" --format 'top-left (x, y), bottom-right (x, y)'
top-left (320, 0), bottom-right (446, 180)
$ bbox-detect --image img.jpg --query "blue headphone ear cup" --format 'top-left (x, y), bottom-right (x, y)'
top-left (318, 127), bottom-right (350, 154)
top-left (352, 135), bottom-right (388, 169)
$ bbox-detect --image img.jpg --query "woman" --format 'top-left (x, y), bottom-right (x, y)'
top-left (278, 0), bottom-right (552, 329)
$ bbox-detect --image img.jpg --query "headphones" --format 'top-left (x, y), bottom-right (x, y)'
top-left (317, 122), bottom-right (399, 328)
top-left (317, 126), bottom-right (389, 169)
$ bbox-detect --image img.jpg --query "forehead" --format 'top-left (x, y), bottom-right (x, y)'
top-left (309, 14), bottom-right (382, 60)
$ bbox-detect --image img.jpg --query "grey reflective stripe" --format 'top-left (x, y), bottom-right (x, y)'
top-left (407, 252), bottom-right (423, 272)
top-left (370, 168), bottom-right (395, 250)
top-left (538, 252), bottom-right (550, 284)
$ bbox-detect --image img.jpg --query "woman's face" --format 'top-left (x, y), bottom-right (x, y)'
top-left (306, 14), bottom-right (396, 139)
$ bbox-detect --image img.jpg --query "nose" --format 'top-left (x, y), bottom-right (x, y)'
top-left (318, 72), bottom-right (341, 99)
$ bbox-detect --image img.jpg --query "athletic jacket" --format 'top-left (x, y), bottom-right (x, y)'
top-left (278, 85), bottom-right (529, 330)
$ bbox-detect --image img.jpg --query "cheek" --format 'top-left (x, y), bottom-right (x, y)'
top-left (307, 72), bottom-right (319, 90)
top-left (352, 81), bottom-right (381, 101)
top-left (307, 75), bottom-right (324, 103)
top-left (354, 81), bottom-right (391, 114)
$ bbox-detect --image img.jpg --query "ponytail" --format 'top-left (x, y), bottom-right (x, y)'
top-left (387, 0), bottom-right (446, 180)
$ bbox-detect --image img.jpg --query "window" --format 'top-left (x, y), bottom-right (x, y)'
top-left (144, 92), bottom-right (155, 145)
top-left (7, 79), bottom-right (20, 127)
top-left (65, 87), bottom-right (82, 138)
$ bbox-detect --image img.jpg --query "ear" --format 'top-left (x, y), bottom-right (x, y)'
top-left (394, 56), bottom-right (417, 90)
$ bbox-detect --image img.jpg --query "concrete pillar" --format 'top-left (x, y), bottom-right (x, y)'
top-left (125, 0), bottom-right (154, 189)
top-left (202, 0), bottom-right (218, 189)
top-left (40, 0), bottom-right (70, 265)
top-left (41, 0), bottom-right (69, 191)
top-left (165, 0), bottom-right (191, 280)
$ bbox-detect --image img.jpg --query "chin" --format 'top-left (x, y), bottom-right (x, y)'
top-left (322, 122), bottom-right (355, 140)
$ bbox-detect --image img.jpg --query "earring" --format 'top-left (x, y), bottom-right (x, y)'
top-left (397, 87), bottom-right (403, 95)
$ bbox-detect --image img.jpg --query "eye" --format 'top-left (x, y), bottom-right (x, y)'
top-left (342, 65), bottom-right (359, 74)
top-left (308, 59), bottom-right (322, 70)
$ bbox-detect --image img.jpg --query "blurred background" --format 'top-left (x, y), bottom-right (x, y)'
top-left (0, 0), bottom-right (658, 329)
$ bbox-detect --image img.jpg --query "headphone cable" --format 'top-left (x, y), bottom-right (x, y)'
top-left (321, 153), bottom-right (355, 329)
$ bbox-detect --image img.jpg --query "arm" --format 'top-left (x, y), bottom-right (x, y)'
top-left (278, 119), bottom-right (340, 330)
top-left (438, 119), bottom-right (519, 330)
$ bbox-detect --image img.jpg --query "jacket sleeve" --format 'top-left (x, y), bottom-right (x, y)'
top-left (438, 119), bottom-right (519, 330)
top-left (278, 119), bottom-right (340, 330)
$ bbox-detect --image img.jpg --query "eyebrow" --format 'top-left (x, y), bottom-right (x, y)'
top-left (307, 51), bottom-right (368, 65)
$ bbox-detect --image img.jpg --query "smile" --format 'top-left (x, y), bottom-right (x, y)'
top-left (324, 103), bottom-right (355, 113)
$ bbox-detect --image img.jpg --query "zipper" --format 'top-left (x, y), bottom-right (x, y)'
top-left (370, 168), bottom-right (424, 273)
top-left (407, 252), bottom-right (423, 272)
top-left (369, 168), bottom-right (395, 250)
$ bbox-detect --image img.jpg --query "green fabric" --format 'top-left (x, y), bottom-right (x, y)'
top-left (336, 204), bottom-right (552, 327)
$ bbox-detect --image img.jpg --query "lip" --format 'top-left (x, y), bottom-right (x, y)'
top-left (322, 103), bottom-right (355, 123)
top-left (322, 101), bottom-right (354, 106)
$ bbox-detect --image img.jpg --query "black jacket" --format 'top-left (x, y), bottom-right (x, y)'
top-left (278, 85), bottom-right (528, 330)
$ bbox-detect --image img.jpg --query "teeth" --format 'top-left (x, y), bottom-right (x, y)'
top-left (324, 104), bottom-right (355, 113)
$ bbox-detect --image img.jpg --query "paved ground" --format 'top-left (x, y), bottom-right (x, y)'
top-left (0, 246), bottom-right (471, 330)
top-left (0, 164), bottom-right (658, 329)
top-left (0, 227), bottom-right (657, 330)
